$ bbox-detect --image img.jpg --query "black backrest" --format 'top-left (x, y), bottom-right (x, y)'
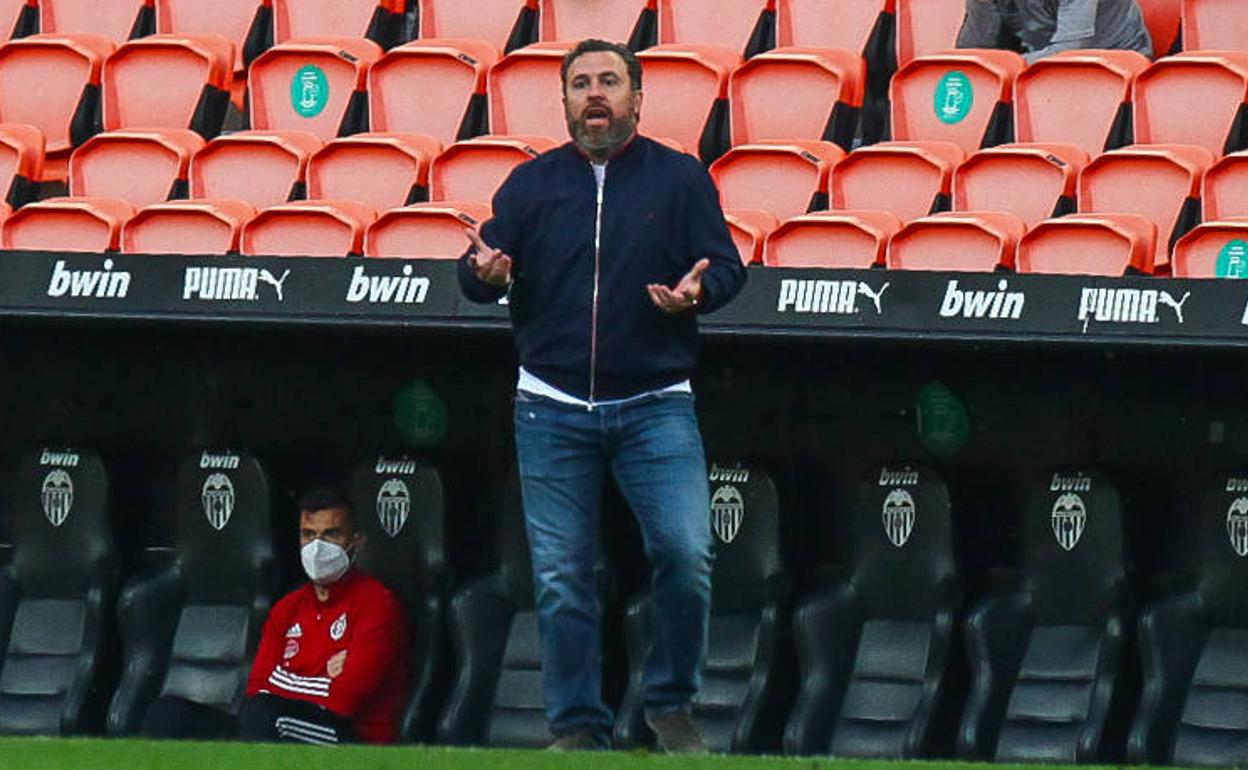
top-left (1195, 474), bottom-right (1248, 624)
top-left (709, 463), bottom-right (783, 613)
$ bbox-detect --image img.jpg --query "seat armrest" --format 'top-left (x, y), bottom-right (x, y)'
top-left (957, 591), bottom-right (1031, 760)
top-left (906, 576), bottom-right (965, 758)
top-left (732, 573), bottom-right (795, 753)
top-left (782, 582), bottom-right (862, 756)
top-left (1127, 591), bottom-right (1207, 765)
top-left (613, 593), bottom-right (653, 750)
top-left (0, 568), bottom-right (19, 676)
top-left (436, 577), bottom-right (515, 745)
top-left (106, 565), bottom-right (186, 735)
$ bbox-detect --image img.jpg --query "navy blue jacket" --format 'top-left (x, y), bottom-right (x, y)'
top-left (457, 136), bottom-right (746, 401)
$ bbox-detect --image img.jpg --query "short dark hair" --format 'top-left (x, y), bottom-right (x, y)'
top-left (298, 487), bottom-right (355, 529)
top-left (561, 39), bottom-right (642, 92)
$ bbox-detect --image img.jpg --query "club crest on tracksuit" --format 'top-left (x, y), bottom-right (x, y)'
top-left (330, 612), bottom-right (347, 641)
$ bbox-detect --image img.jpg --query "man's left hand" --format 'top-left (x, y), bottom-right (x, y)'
top-left (648, 258), bottom-right (709, 314)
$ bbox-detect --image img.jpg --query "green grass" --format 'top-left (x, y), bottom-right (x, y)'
top-left (0, 738), bottom-right (1129, 770)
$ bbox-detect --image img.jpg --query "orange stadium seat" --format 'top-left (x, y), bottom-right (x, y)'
top-left (249, 38), bottom-right (383, 141)
top-left (953, 143), bottom-right (1088, 227)
top-left (1079, 143), bottom-right (1214, 269)
top-left (763, 209), bottom-right (902, 268)
top-left (1137, 0), bottom-right (1181, 56)
top-left (540, 0), bottom-right (653, 45)
top-left (659, 0), bottom-right (771, 57)
top-left (307, 133), bottom-right (442, 211)
top-left (1017, 213), bottom-right (1157, 275)
top-left (729, 46), bottom-right (865, 149)
top-left (891, 50), bottom-right (1025, 153)
top-left (709, 140), bottom-right (843, 220)
top-left (1172, 217), bottom-right (1248, 277)
top-left (895, 0), bottom-right (967, 67)
top-left (776, 0), bottom-right (890, 56)
top-left (637, 44), bottom-right (741, 161)
top-left (121, 198), bottom-right (256, 254)
top-left (102, 34), bottom-right (234, 139)
top-left (369, 39), bottom-right (498, 146)
top-left (830, 140), bottom-right (965, 223)
top-left (1202, 150), bottom-right (1248, 220)
top-left (887, 211), bottom-right (1026, 271)
top-left (41, 0), bottom-right (150, 43)
top-left (273, 0), bottom-right (406, 47)
top-left (418, 0), bottom-right (537, 53)
top-left (1179, 0), bottom-right (1245, 53)
top-left (429, 135), bottom-right (559, 207)
top-left (1014, 50), bottom-right (1149, 155)
top-left (724, 208), bottom-right (779, 264)
top-left (190, 129), bottom-right (322, 208)
top-left (2, 196), bottom-right (134, 251)
top-left (240, 199), bottom-right (377, 257)
top-left (0, 123), bottom-right (45, 207)
top-left (2, 0), bottom-right (36, 39)
top-left (1134, 51), bottom-right (1248, 156)
top-left (364, 201), bottom-right (491, 259)
top-left (154, 0), bottom-right (268, 73)
top-left (69, 128), bottom-right (203, 206)
top-left (0, 34), bottom-right (114, 173)
top-left (488, 41), bottom-right (573, 141)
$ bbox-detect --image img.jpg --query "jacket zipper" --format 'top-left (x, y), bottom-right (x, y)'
top-left (588, 163), bottom-right (605, 409)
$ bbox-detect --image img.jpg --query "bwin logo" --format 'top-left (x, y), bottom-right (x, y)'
top-left (346, 265), bottom-right (430, 304)
top-left (1051, 493), bottom-right (1087, 552)
top-left (711, 484), bottom-right (745, 544)
top-left (41, 470), bottom-right (73, 527)
top-left (882, 488), bottom-right (916, 548)
top-left (1227, 496), bottom-right (1248, 558)
top-left (376, 478), bottom-right (410, 537)
top-left (202, 473), bottom-right (235, 531)
top-left (183, 267), bottom-right (290, 302)
top-left (39, 450), bottom-right (79, 468)
top-left (375, 457), bottom-right (417, 475)
top-left (938, 279), bottom-right (1025, 320)
top-left (777, 279), bottom-right (889, 315)
top-left (199, 451), bottom-right (240, 470)
top-left (1077, 288), bottom-right (1189, 332)
top-left (47, 259), bottom-right (131, 298)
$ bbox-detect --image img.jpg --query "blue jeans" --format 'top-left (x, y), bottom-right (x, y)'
top-left (514, 389), bottom-right (712, 739)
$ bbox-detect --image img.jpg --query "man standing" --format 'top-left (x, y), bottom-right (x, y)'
top-left (457, 39), bottom-right (746, 753)
top-left (240, 489), bottom-right (408, 744)
top-left (957, 0), bottom-right (1153, 63)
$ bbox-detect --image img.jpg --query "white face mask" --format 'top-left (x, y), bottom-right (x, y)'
top-left (301, 538), bottom-right (352, 585)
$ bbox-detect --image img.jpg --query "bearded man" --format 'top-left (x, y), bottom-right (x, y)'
top-left (456, 38), bottom-right (746, 753)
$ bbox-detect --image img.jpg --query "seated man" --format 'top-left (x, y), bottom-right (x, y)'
top-left (239, 488), bottom-right (409, 744)
top-left (957, 0), bottom-right (1153, 63)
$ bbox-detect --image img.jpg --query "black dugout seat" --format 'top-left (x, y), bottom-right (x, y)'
top-left (349, 452), bottom-right (450, 742)
top-left (958, 468), bottom-right (1135, 764)
top-left (0, 448), bottom-right (117, 734)
top-left (614, 463), bottom-right (793, 753)
top-left (107, 449), bottom-right (280, 734)
top-left (784, 463), bottom-right (962, 758)
top-left (1128, 472), bottom-right (1248, 768)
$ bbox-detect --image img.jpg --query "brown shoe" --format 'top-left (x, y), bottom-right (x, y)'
top-left (645, 710), bottom-right (709, 754)
top-left (546, 729), bottom-right (608, 751)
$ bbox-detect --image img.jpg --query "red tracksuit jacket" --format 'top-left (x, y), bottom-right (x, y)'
top-left (246, 569), bottom-right (409, 743)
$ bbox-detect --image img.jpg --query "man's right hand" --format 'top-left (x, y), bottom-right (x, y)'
top-left (466, 228), bottom-right (512, 287)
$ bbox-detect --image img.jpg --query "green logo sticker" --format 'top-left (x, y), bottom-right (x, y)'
top-left (394, 380), bottom-right (449, 449)
top-left (934, 70), bottom-right (973, 125)
top-left (290, 65), bottom-right (329, 118)
top-left (916, 381), bottom-right (969, 458)
top-left (1216, 239), bottom-right (1248, 279)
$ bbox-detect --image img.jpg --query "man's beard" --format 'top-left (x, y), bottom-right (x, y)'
top-left (567, 110), bottom-right (638, 159)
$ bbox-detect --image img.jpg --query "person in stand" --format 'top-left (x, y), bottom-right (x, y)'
top-left (457, 38), bottom-right (747, 753)
top-left (957, 0), bottom-right (1153, 63)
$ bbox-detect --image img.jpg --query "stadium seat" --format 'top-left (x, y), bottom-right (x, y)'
top-left (1201, 149), bottom-right (1248, 220)
top-left (891, 50), bottom-right (1025, 154)
top-left (0, 34), bottom-right (114, 173)
top-left (2, 0), bottom-right (36, 39)
top-left (887, 211), bottom-right (1025, 271)
top-left (775, 0), bottom-right (890, 56)
top-left (417, 0), bottom-right (537, 53)
top-left (1, 196), bottom-right (134, 251)
top-left (615, 463), bottom-right (793, 753)
top-left (1137, 0), bottom-right (1181, 56)
top-left (248, 38), bottom-right (383, 141)
top-left (729, 46), bottom-right (865, 150)
top-left (101, 34), bottom-right (234, 139)
top-left (894, 0), bottom-right (967, 67)
top-left (1179, 0), bottom-right (1247, 53)
top-left (539, 0), bottom-right (654, 47)
top-left (240, 200), bottom-right (376, 257)
top-left (273, 0), bottom-right (406, 49)
top-left (154, 0), bottom-right (269, 73)
top-left (637, 44), bottom-right (742, 162)
top-left (106, 450), bottom-right (281, 736)
top-left (710, 140), bottom-right (844, 220)
top-left (487, 41), bottom-right (573, 142)
top-left (763, 209), bottom-right (903, 268)
top-left (306, 132), bottom-right (442, 211)
top-left (784, 464), bottom-right (961, 759)
top-left (369, 39), bottom-right (498, 146)
top-left (349, 454), bottom-right (451, 741)
top-left (830, 141), bottom-right (966, 223)
top-left (724, 208), bottom-right (779, 264)
top-left (429, 135), bottom-right (559, 208)
top-left (69, 129), bottom-right (204, 206)
top-left (1127, 472), bottom-right (1248, 768)
top-left (958, 469), bottom-right (1136, 764)
top-left (1078, 143), bottom-right (1214, 269)
top-left (0, 448), bottom-right (117, 735)
top-left (0, 123), bottom-right (44, 208)
top-left (1014, 50), bottom-right (1150, 155)
top-left (1171, 217), bottom-right (1248, 278)
top-left (1133, 51), bottom-right (1248, 156)
top-left (659, 0), bottom-right (772, 58)
top-left (189, 130), bottom-right (322, 209)
top-left (121, 198), bottom-right (257, 254)
top-left (41, 0), bottom-right (150, 43)
top-left (364, 202), bottom-right (491, 259)
top-left (1016, 213), bottom-right (1158, 275)
top-left (952, 143), bottom-right (1089, 228)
